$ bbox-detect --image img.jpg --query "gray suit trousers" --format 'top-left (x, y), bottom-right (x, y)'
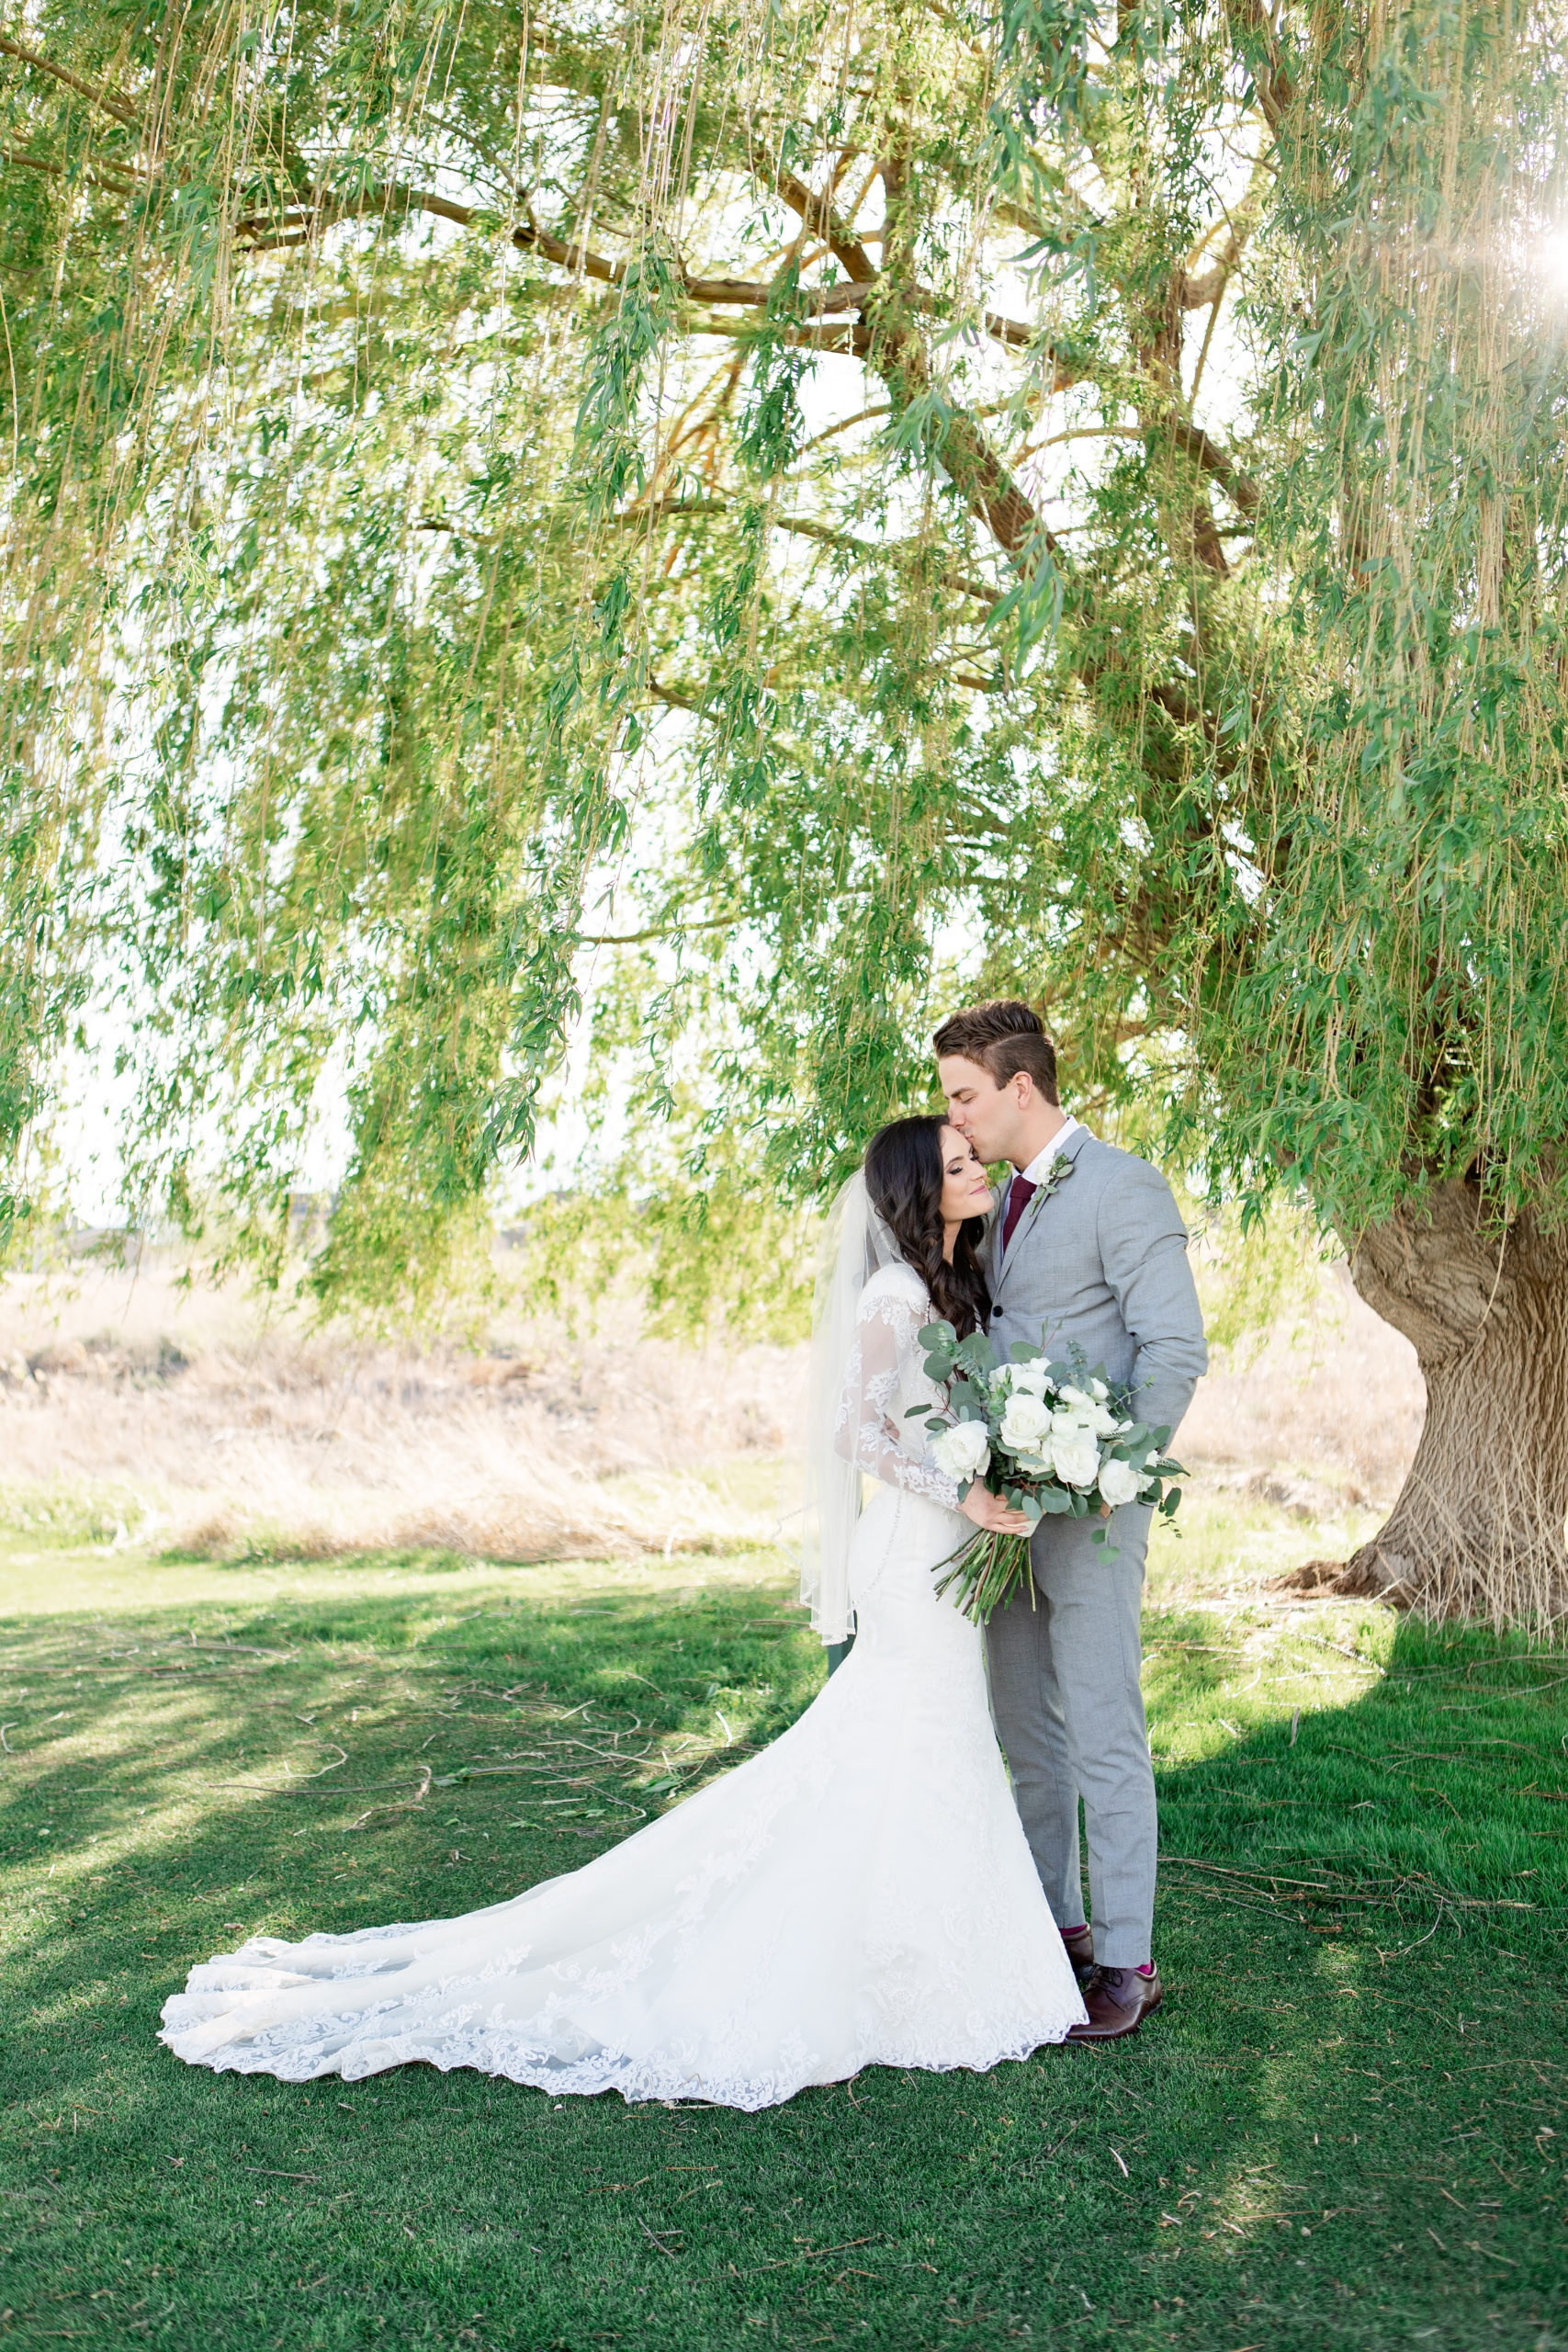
top-left (985, 1508), bottom-right (1156, 1967)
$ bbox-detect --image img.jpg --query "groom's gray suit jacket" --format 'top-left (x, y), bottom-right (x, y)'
top-left (982, 1125), bottom-right (1207, 1968)
top-left (985, 1127), bottom-right (1207, 1439)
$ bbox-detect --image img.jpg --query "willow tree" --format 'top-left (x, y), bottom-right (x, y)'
top-left (1, 1), bottom-right (1566, 1619)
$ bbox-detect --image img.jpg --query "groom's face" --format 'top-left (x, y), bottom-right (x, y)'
top-left (938, 1053), bottom-right (1021, 1166)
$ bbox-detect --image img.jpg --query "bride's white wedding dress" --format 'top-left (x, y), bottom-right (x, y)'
top-left (160, 1261), bottom-right (1085, 2109)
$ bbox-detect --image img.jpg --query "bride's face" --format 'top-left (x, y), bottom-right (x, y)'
top-left (939, 1125), bottom-right (993, 1227)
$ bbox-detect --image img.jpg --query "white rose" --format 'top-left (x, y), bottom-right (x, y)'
top-left (1049, 1411), bottom-right (1101, 1489)
top-left (999, 1392), bottom-right (1054, 1451)
top-left (1060, 1383), bottom-right (1121, 1437)
top-left (931, 1420), bottom-right (991, 1484)
top-left (1097, 1455), bottom-right (1147, 1509)
top-left (1007, 1359), bottom-right (1051, 1398)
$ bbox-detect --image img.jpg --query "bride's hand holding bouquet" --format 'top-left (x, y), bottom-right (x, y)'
top-left (911, 1323), bottom-right (1188, 1625)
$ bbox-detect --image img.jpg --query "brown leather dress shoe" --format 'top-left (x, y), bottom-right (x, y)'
top-left (1062, 1926), bottom-right (1096, 1988)
top-left (1066, 1964), bottom-right (1163, 2041)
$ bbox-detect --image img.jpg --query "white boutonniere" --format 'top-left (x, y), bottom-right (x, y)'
top-left (1013, 1151), bottom-right (1076, 1239)
top-left (1033, 1153), bottom-right (1076, 1206)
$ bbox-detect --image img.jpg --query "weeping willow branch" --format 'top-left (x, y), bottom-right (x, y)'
top-left (0, 31), bottom-right (141, 127)
top-left (0, 0), bottom-right (1564, 1449)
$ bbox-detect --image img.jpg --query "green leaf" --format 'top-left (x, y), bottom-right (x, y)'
top-left (953, 1332), bottom-right (999, 1376)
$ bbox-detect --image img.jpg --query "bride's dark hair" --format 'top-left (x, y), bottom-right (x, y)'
top-left (863, 1114), bottom-right (990, 1340)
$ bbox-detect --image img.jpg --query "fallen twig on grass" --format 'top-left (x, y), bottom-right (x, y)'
top-left (344, 1764), bottom-right (434, 1829)
top-left (723, 2237), bottom-right (881, 2279)
top-left (210, 1776), bottom-right (421, 1795)
top-left (1159, 1854), bottom-right (1531, 1917)
top-left (1292, 1630), bottom-right (1386, 1671)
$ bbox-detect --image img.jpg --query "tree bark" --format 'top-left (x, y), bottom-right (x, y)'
top-left (1331, 1180), bottom-right (1568, 1623)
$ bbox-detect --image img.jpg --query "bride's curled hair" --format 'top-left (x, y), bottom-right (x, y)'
top-left (863, 1115), bottom-right (991, 1340)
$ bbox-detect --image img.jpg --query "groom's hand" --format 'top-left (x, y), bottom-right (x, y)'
top-left (960, 1486), bottom-right (1034, 1535)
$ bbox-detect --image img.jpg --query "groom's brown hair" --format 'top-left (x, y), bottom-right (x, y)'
top-left (932, 999), bottom-right (1059, 1104)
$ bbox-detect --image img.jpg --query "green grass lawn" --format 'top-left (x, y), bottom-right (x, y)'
top-left (1, 1510), bottom-right (1564, 2351)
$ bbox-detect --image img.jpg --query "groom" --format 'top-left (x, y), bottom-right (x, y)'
top-left (936, 1000), bottom-right (1207, 2041)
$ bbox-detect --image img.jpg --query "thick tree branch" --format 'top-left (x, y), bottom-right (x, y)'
top-left (239, 176), bottom-right (1046, 362)
top-left (980, 308), bottom-right (1055, 351)
top-left (772, 164), bottom-right (878, 281)
top-left (1224, 0), bottom-right (1297, 134)
top-left (0, 33), bottom-right (140, 129)
top-left (0, 145), bottom-right (141, 197)
top-left (742, 151), bottom-right (1059, 570)
top-left (1170, 418), bottom-right (1259, 514)
top-left (237, 182), bottom-right (478, 250)
top-left (509, 210), bottom-right (627, 283)
top-left (874, 317), bottom-right (1055, 560)
top-left (1182, 235), bottom-right (1242, 310)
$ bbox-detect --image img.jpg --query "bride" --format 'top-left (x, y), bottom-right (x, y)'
top-left (160, 1117), bottom-right (1086, 2109)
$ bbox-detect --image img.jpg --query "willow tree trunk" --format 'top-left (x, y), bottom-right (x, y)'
top-left (1335, 1180), bottom-right (1568, 1623)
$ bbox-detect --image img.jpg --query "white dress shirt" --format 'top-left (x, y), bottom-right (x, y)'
top-left (1017, 1115), bottom-right (1081, 1188)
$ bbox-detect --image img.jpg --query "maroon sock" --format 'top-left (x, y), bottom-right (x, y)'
top-left (1135, 1962), bottom-right (1156, 1976)
top-left (1062, 1925), bottom-right (1089, 1938)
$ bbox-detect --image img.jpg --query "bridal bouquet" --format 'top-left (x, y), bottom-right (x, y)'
top-left (910, 1322), bottom-right (1186, 1624)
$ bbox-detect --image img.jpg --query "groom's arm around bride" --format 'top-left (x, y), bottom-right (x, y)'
top-left (935, 998), bottom-right (1208, 2040)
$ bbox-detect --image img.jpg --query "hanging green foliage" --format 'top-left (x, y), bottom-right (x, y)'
top-left (3, 2), bottom-right (1568, 1604)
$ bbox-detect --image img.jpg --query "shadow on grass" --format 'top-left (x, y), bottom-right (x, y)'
top-left (1, 1564), bottom-right (1565, 2352)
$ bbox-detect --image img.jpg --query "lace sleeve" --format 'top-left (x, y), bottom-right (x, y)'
top-left (832, 1281), bottom-right (962, 1511)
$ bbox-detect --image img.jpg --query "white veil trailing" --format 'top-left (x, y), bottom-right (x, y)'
top-left (796, 1170), bottom-right (902, 1645)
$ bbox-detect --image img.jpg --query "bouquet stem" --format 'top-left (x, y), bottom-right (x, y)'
top-left (934, 1527), bottom-right (1037, 1625)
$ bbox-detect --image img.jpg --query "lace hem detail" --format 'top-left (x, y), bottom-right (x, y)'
top-left (158, 2008), bottom-right (1076, 2112)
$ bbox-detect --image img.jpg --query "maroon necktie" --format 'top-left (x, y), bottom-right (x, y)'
top-left (1000, 1176), bottom-right (1037, 1253)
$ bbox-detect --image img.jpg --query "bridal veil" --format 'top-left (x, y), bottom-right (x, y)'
top-left (796, 1170), bottom-right (902, 1645)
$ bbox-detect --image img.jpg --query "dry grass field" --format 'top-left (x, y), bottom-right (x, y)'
top-left (0, 1256), bottom-right (804, 1566)
top-left (0, 1250), bottom-right (1422, 1583)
